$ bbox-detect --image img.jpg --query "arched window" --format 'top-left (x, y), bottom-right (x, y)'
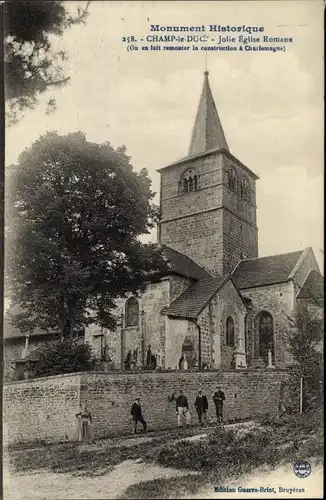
top-left (240, 177), bottom-right (250, 202)
top-left (189, 177), bottom-right (194, 192)
top-left (125, 297), bottom-right (139, 327)
top-left (228, 168), bottom-right (237, 192)
top-left (226, 317), bottom-right (235, 347)
top-left (255, 311), bottom-right (274, 360)
top-left (180, 168), bottom-right (200, 195)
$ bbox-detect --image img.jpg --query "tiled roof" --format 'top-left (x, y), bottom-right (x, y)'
top-left (232, 250), bottom-right (304, 290)
top-left (163, 275), bottom-right (226, 319)
top-left (297, 270), bottom-right (324, 305)
top-left (163, 246), bottom-right (211, 281)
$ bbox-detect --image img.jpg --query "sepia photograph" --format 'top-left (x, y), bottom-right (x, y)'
top-left (2, 1), bottom-right (324, 499)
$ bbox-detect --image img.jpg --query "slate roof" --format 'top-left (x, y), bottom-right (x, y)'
top-left (163, 275), bottom-right (227, 319)
top-left (188, 71), bottom-right (229, 156)
top-left (297, 270), bottom-right (324, 305)
top-left (163, 246), bottom-right (211, 281)
top-left (4, 315), bottom-right (59, 340)
top-left (232, 250), bottom-right (304, 290)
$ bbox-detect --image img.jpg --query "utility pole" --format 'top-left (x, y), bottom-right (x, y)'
top-left (299, 375), bottom-right (303, 414)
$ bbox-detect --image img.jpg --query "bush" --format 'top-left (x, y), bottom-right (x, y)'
top-left (34, 340), bottom-right (98, 378)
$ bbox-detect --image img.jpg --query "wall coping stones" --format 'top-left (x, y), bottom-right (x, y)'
top-left (4, 367), bottom-right (294, 386)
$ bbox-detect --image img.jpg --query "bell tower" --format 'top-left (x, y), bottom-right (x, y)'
top-left (158, 71), bottom-right (259, 276)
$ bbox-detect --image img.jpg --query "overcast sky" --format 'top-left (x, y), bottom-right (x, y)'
top-left (6, 0), bottom-right (324, 271)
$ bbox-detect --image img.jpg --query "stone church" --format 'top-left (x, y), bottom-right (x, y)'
top-left (4, 71), bottom-right (323, 380)
top-left (86, 71), bottom-right (323, 372)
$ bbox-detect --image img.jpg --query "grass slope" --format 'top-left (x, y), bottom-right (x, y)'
top-left (7, 410), bottom-right (323, 498)
top-left (121, 410), bottom-right (324, 499)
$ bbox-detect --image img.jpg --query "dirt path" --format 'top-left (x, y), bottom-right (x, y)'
top-left (4, 459), bottom-right (323, 500)
top-left (8, 421), bottom-right (314, 500)
top-left (3, 459), bottom-right (197, 500)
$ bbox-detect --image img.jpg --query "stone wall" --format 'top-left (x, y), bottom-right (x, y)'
top-left (241, 281), bottom-right (295, 367)
top-left (85, 280), bottom-right (170, 369)
top-left (3, 373), bottom-right (82, 445)
top-left (169, 275), bottom-right (191, 302)
top-left (213, 280), bottom-right (247, 368)
top-left (160, 209), bottom-right (224, 276)
top-left (4, 369), bottom-right (291, 445)
top-left (165, 317), bottom-right (189, 369)
top-left (159, 151), bottom-right (259, 277)
top-left (222, 209), bottom-right (258, 274)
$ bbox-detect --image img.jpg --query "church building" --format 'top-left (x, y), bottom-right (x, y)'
top-left (4, 71), bottom-right (323, 380)
top-left (86, 71), bottom-right (323, 371)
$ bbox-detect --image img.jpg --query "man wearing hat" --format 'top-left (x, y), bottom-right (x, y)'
top-left (130, 397), bottom-right (147, 434)
top-left (194, 389), bottom-right (208, 426)
top-left (213, 386), bottom-right (225, 423)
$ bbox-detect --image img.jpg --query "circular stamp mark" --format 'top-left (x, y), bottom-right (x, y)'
top-left (293, 460), bottom-right (311, 478)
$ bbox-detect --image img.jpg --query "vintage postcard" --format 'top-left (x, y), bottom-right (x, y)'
top-left (3, 1), bottom-right (324, 499)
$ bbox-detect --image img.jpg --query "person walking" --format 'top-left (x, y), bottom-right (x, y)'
top-left (213, 387), bottom-right (225, 423)
top-left (130, 397), bottom-right (147, 434)
top-left (175, 390), bottom-right (190, 427)
top-left (194, 389), bottom-right (208, 426)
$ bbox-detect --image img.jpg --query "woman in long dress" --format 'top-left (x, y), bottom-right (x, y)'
top-left (76, 403), bottom-right (92, 441)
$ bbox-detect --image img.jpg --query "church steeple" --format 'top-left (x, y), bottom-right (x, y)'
top-left (188, 71), bottom-right (229, 156)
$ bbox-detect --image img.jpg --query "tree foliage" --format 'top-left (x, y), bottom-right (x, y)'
top-left (6, 132), bottom-right (168, 338)
top-left (33, 339), bottom-right (97, 378)
top-left (4, 1), bottom-right (89, 124)
top-left (287, 303), bottom-right (323, 412)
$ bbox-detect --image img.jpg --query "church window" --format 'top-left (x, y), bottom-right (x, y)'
top-left (125, 297), bottom-right (139, 327)
top-left (255, 311), bottom-right (274, 360)
top-left (228, 168), bottom-right (237, 192)
top-left (180, 168), bottom-right (200, 195)
top-left (226, 316), bottom-right (235, 346)
top-left (189, 177), bottom-right (194, 192)
top-left (240, 177), bottom-right (250, 202)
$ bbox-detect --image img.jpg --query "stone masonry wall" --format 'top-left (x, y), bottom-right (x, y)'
top-left (222, 209), bottom-right (258, 274)
top-left (169, 275), bottom-right (191, 302)
top-left (3, 373), bottom-right (82, 445)
top-left (160, 209), bottom-right (224, 276)
top-left (85, 280), bottom-right (170, 369)
top-left (4, 369), bottom-right (291, 444)
top-left (241, 281), bottom-right (295, 367)
top-left (213, 280), bottom-right (247, 368)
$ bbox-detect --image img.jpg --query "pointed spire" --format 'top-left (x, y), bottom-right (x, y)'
top-left (188, 71), bottom-right (229, 156)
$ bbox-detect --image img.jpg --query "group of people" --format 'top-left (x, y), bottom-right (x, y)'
top-left (175, 388), bottom-right (225, 427)
top-left (75, 389), bottom-right (226, 441)
top-left (130, 387), bottom-right (226, 434)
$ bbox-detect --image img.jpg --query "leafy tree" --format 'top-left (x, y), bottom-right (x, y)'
top-left (4, 1), bottom-right (89, 124)
top-left (6, 131), bottom-right (168, 339)
top-left (33, 339), bottom-right (97, 378)
top-left (287, 302), bottom-right (323, 412)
